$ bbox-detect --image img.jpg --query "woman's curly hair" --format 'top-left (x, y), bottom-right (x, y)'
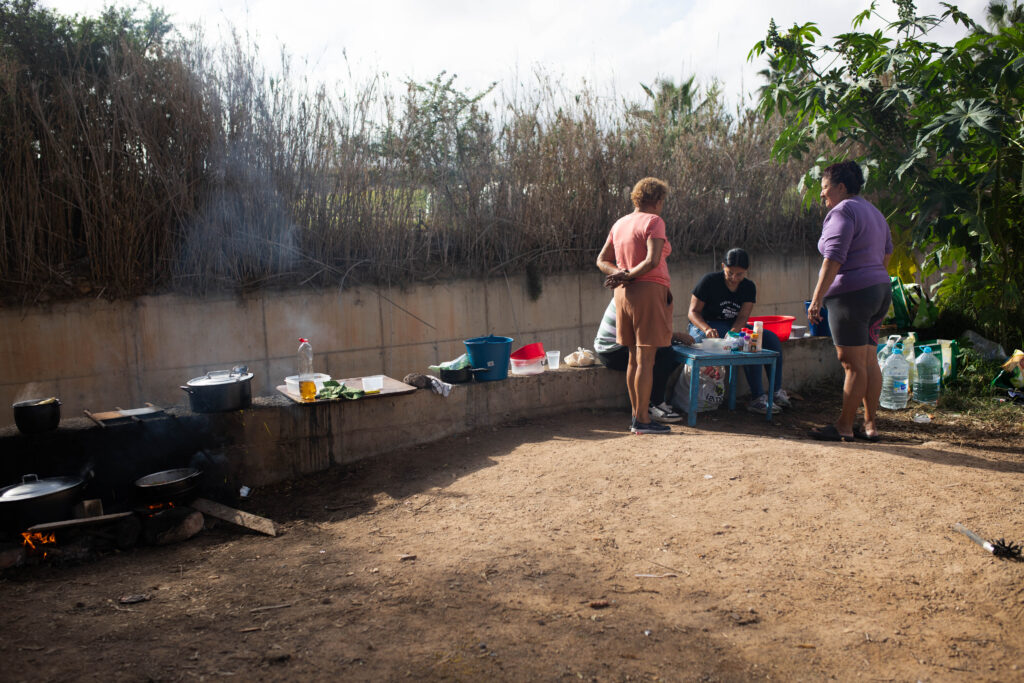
top-left (630, 177), bottom-right (670, 209)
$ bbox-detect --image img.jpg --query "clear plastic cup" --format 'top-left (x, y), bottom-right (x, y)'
top-left (546, 350), bottom-right (561, 370)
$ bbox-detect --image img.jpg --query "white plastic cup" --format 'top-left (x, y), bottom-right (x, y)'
top-left (546, 350), bottom-right (561, 370)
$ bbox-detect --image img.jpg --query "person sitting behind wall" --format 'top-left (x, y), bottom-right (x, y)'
top-left (593, 298), bottom-right (694, 423)
top-left (687, 247), bottom-right (791, 414)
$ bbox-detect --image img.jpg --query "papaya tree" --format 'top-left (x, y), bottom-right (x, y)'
top-left (749, 0), bottom-right (1024, 347)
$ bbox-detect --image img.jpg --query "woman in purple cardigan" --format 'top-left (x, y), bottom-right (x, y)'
top-left (807, 161), bottom-right (893, 442)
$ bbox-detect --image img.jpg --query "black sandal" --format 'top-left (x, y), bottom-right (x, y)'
top-left (808, 424), bottom-right (855, 442)
top-left (853, 426), bottom-right (881, 442)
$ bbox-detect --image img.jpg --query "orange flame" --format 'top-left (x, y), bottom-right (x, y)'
top-left (21, 532), bottom-right (57, 557)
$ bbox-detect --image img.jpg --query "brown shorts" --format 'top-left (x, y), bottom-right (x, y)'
top-left (614, 281), bottom-right (673, 348)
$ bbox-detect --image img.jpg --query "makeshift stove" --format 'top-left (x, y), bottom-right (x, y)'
top-left (1, 494), bottom-right (278, 571)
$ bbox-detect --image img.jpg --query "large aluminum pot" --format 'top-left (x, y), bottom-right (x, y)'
top-left (181, 367), bottom-right (253, 413)
top-left (0, 473), bottom-right (85, 531)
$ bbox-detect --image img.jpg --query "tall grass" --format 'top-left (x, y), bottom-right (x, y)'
top-left (0, 4), bottom-right (821, 302)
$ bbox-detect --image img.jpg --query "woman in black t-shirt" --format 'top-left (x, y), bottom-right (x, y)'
top-left (687, 248), bottom-right (789, 414)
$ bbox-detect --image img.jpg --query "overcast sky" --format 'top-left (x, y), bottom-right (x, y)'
top-left (42, 0), bottom-right (990, 106)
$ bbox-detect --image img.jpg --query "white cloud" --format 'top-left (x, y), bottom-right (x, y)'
top-left (41, 0), bottom-right (993, 105)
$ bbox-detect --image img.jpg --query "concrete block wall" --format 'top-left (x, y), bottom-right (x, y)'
top-left (0, 250), bottom-right (823, 421)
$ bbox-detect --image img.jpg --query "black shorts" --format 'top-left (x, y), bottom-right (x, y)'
top-left (824, 282), bottom-right (892, 347)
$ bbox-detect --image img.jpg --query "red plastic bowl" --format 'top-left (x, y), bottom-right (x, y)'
top-left (511, 342), bottom-right (545, 360)
top-left (747, 315), bottom-right (795, 342)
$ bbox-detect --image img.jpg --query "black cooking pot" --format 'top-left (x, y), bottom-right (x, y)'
top-left (181, 367), bottom-right (253, 413)
top-left (13, 398), bottom-right (62, 435)
top-left (0, 473), bottom-right (85, 531)
top-left (134, 467), bottom-right (203, 504)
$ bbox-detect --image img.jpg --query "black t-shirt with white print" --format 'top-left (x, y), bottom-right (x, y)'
top-left (692, 271), bottom-right (756, 322)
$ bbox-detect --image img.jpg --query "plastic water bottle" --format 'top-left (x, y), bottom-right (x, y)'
top-left (877, 338), bottom-right (897, 369)
top-left (297, 338), bottom-right (315, 401)
top-left (913, 346), bottom-right (941, 405)
top-left (880, 345), bottom-right (910, 409)
top-left (903, 332), bottom-right (917, 385)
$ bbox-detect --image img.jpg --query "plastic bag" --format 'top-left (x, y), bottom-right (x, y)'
top-left (565, 347), bottom-right (598, 367)
top-left (672, 365), bottom-right (725, 414)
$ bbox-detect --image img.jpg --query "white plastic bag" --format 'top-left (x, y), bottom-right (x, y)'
top-left (672, 365), bottom-right (725, 414)
top-left (565, 347), bottom-right (598, 367)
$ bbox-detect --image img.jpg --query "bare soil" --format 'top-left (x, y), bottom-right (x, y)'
top-left (3, 388), bottom-right (1023, 682)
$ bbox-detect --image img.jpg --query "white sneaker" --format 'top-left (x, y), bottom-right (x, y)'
top-left (747, 394), bottom-right (780, 414)
top-left (648, 402), bottom-right (683, 424)
top-left (773, 389), bottom-right (792, 408)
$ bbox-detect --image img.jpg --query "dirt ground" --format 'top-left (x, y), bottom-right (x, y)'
top-left (3, 388), bottom-right (1023, 682)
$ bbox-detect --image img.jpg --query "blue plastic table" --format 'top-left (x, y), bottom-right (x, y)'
top-left (670, 345), bottom-right (781, 426)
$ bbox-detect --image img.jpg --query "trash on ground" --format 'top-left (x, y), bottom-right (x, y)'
top-left (953, 522), bottom-right (1023, 561)
top-left (118, 594), bottom-right (152, 604)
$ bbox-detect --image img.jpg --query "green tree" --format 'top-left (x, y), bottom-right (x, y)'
top-left (749, 0), bottom-right (1024, 348)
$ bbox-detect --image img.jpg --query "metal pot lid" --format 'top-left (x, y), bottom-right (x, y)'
top-left (135, 468), bottom-right (201, 488)
top-left (187, 370), bottom-right (254, 386)
top-left (0, 474), bottom-right (83, 502)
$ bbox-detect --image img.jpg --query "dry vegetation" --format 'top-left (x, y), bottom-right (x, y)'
top-left (0, 4), bottom-right (820, 302)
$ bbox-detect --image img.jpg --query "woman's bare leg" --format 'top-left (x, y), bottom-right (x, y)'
top-left (835, 345), bottom-right (871, 437)
top-left (626, 346), bottom-right (639, 420)
top-left (633, 345), bottom-right (657, 424)
top-left (862, 345), bottom-right (882, 437)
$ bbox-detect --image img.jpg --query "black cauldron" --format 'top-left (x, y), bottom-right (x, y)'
top-left (12, 398), bottom-right (61, 435)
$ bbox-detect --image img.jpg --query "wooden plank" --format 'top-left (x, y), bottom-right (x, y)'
top-left (191, 498), bottom-right (277, 536)
top-left (276, 375), bottom-right (417, 404)
top-left (27, 511), bottom-right (134, 532)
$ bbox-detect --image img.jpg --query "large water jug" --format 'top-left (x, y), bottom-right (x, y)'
top-left (913, 346), bottom-right (941, 405)
top-left (877, 338), bottom-right (897, 369)
top-left (880, 346), bottom-right (910, 409)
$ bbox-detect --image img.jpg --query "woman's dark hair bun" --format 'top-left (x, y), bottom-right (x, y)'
top-left (723, 248), bottom-right (750, 269)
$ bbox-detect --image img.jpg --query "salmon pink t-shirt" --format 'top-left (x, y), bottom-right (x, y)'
top-left (605, 211), bottom-right (672, 288)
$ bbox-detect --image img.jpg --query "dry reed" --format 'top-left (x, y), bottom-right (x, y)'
top-left (0, 10), bottom-right (821, 302)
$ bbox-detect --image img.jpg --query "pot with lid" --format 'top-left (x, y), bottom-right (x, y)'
top-left (0, 473), bottom-right (85, 531)
top-left (181, 366), bottom-right (253, 413)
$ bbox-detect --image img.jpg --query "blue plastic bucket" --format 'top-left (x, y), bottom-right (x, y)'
top-left (804, 301), bottom-right (831, 337)
top-left (464, 335), bottom-right (513, 381)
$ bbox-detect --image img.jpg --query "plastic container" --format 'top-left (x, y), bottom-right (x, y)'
top-left (297, 338), bottom-right (315, 401)
top-left (880, 345), bottom-right (910, 409)
top-left (285, 373), bottom-right (331, 395)
top-left (546, 350), bottom-right (561, 370)
top-left (464, 335), bottom-right (513, 381)
top-left (903, 332), bottom-right (917, 385)
top-left (510, 357), bottom-right (545, 375)
top-left (877, 338), bottom-right (897, 369)
top-left (511, 343), bottom-right (545, 362)
top-left (913, 346), bottom-right (941, 405)
top-left (877, 338), bottom-right (960, 386)
top-left (362, 375), bottom-right (384, 394)
top-left (803, 301), bottom-right (831, 337)
top-left (746, 315), bottom-right (795, 342)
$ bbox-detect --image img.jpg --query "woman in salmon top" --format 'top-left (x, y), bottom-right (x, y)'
top-left (596, 177), bottom-right (674, 435)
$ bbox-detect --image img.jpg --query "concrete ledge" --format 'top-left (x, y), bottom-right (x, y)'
top-left (207, 338), bottom-right (841, 488)
top-left (0, 337), bottom-right (842, 492)
top-left (207, 366), bottom-right (630, 487)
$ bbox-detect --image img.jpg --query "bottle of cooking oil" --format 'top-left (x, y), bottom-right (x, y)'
top-left (297, 338), bottom-right (315, 401)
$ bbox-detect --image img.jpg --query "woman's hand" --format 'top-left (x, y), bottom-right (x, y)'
top-left (703, 327), bottom-right (720, 338)
top-left (603, 269), bottom-right (631, 289)
top-left (807, 299), bottom-right (823, 323)
top-left (672, 332), bottom-right (696, 346)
